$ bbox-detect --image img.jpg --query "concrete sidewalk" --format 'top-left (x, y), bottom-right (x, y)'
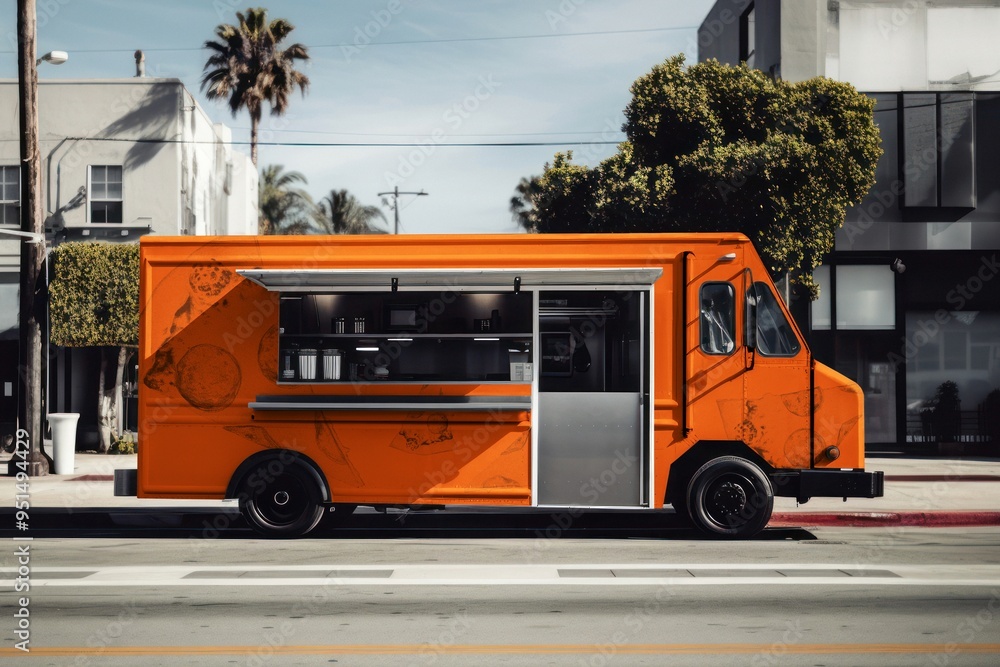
top-left (2, 451), bottom-right (1000, 526)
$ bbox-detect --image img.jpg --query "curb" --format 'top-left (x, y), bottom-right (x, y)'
top-left (769, 511), bottom-right (1000, 528)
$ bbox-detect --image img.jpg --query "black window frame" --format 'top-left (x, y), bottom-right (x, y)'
top-left (88, 165), bottom-right (124, 224)
top-left (700, 281), bottom-right (737, 356)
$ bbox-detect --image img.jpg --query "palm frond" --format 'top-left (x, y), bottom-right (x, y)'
top-left (201, 7), bottom-right (310, 165)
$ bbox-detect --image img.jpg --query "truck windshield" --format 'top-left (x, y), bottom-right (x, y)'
top-left (750, 282), bottom-right (801, 357)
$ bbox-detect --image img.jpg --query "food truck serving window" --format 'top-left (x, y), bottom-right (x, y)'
top-left (238, 267), bottom-right (662, 384)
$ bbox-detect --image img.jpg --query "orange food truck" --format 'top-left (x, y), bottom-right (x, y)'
top-left (115, 233), bottom-right (883, 539)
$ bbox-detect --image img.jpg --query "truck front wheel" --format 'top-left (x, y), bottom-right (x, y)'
top-left (686, 456), bottom-right (773, 539)
top-left (237, 460), bottom-right (325, 538)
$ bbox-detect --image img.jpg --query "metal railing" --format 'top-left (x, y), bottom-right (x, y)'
top-left (905, 410), bottom-right (997, 444)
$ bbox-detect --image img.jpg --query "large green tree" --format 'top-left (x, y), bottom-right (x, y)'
top-left (49, 243), bottom-right (139, 453)
top-left (201, 7), bottom-right (310, 166)
top-left (258, 164), bottom-right (315, 234)
top-left (517, 56), bottom-right (881, 296)
top-left (316, 189), bottom-right (388, 235)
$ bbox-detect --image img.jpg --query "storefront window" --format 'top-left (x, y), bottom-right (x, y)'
top-left (905, 311), bottom-right (1000, 423)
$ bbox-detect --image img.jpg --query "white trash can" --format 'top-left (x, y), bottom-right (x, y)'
top-left (48, 413), bottom-right (80, 475)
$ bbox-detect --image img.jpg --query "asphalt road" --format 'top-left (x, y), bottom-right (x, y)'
top-left (3, 522), bottom-right (1000, 666)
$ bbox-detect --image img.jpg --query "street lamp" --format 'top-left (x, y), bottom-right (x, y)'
top-left (36, 50), bottom-right (68, 66)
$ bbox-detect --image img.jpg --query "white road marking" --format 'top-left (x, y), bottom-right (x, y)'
top-left (4, 563), bottom-right (1000, 587)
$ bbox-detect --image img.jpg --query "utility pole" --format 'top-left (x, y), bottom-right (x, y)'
top-left (378, 186), bottom-right (428, 234)
top-left (11, 0), bottom-right (49, 476)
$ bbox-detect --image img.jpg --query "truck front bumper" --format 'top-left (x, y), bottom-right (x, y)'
top-left (770, 469), bottom-right (884, 503)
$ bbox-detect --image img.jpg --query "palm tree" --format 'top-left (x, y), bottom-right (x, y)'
top-left (316, 189), bottom-right (389, 235)
top-left (509, 175), bottom-right (541, 232)
top-left (258, 164), bottom-right (315, 234)
top-left (201, 7), bottom-right (309, 166)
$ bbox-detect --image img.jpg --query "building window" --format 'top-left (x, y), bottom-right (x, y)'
top-left (902, 93), bottom-right (976, 209)
top-left (89, 165), bottom-right (123, 223)
top-left (1, 166), bottom-right (18, 226)
top-left (0, 271), bottom-right (17, 340)
top-left (740, 4), bottom-right (756, 68)
top-left (905, 311), bottom-right (1000, 442)
top-left (836, 265), bottom-right (895, 330)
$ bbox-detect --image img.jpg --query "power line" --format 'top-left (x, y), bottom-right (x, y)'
top-left (0, 26), bottom-right (698, 55)
top-left (1, 136), bottom-right (622, 148)
top-left (229, 128), bottom-right (626, 138)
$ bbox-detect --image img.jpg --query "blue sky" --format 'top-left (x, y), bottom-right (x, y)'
top-left (1, 0), bottom-right (715, 234)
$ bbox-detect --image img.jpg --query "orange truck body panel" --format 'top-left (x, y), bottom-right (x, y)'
top-left (135, 233), bottom-right (866, 507)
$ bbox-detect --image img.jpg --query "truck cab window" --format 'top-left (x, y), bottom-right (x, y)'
top-left (751, 282), bottom-right (801, 357)
top-left (700, 282), bottom-right (736, 355)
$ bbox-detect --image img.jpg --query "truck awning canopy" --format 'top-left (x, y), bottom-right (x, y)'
top-left (237, 267), bottom-right (663, 292)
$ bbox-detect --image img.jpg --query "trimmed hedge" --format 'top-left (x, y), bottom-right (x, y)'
top-left (49, 242), bottom-right (139, 347)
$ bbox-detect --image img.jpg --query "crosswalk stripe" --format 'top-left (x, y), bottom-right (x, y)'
top-left (2, 563), bottom-right (1000, 587)
top-left (3, 643), bottom-right (1000, 657)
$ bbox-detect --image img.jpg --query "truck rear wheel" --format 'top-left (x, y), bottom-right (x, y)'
top-left (237, 460), bottom-right (324, 538)
top-left (686, 456), bottom-right (773, 539)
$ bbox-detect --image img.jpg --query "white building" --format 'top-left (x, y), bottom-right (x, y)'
top-left (0, 74), bottom-right (257, 447)
top-left (699, 0), bottom-right (1000, 450)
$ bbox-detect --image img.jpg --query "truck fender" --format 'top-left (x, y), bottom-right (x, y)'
top-left (225, 450), bottom-right (330, 503)
top-left (665, 440), bottom-right (772, 507)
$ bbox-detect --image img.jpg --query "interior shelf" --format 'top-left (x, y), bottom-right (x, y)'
top-left (280, 333), bottom-right (533, 339)
top-left (278, 290), bottom-right (534, 384)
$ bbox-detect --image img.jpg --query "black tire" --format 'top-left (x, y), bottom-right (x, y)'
top-left (686, 455), bottom-right (773, 539)
top-left (237, 459), bottom-right (325, 538)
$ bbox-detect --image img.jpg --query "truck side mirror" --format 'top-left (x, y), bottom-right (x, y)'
top-left (745, 283), bottom-right (758, 371)
top-left (745, 293), bottom-right (758, 352)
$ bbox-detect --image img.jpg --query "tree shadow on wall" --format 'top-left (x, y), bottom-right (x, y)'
top-left (98, 84), bottom-right (179, 171)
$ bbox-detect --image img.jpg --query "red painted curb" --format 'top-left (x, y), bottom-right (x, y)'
top-left (769, 511), bottom-right (1000, 528)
